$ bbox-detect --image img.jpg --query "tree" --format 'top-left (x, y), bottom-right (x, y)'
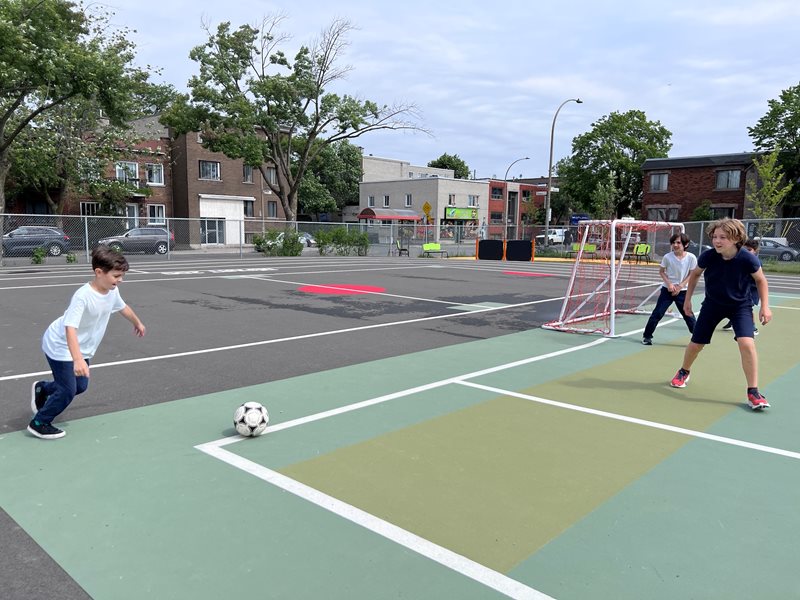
top-left (0, 0), bottom-right (155, 260)
top-left (559, 110), bottom-right (672, 217)
top-left (162, 16), bottom-right (424, 221)
top-left (748, 82), bottom-right (800, 212)
top-left (747, 148), bottom-right (794, 236)
top-left (428, 153), bottom-right (470, 179)
top-left (300, 140), bottom-right (362, 215)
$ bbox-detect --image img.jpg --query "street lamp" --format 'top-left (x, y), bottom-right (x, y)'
top-left (503, 156), bottom-right (529, 239)
top-left (545, 98), bottom-right (582, 246)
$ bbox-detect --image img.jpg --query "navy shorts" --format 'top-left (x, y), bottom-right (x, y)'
top-left (691, 300), bottom-right (755, 344)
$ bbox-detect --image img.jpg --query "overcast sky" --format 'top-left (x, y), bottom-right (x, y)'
top-left (107, 0), bottom-right (799, 179)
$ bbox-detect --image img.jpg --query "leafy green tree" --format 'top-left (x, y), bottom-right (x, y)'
top-left (559, 110), bottom-right (672, 217)
top-left (748, 82), bottom-right (800, 212)
top-left (301, 140), bottom-right (362, 213)
top-left (690, 200), bottom-right (713, 222)
top-left (163, 16), bottom-right (423, 221)
top-left (297, 172), bottom-right (337, 217)
top-left (0, 0), bottom-right (156, 260)
top-left (428, 153), bottom-right (470, 179)
top-left (747, 148), bottom-right (794, 236)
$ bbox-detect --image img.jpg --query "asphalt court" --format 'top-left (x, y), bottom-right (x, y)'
top-left (2, 256), bottom-right (800, 599)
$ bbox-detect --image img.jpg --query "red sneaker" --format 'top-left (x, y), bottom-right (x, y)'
top-left (747, 391), bottom-right (770, 410)
top-left (670, 368), bottom-right (690, 388)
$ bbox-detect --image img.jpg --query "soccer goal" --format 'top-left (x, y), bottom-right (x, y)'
top-left (544, 219), bottom-right (685, 337)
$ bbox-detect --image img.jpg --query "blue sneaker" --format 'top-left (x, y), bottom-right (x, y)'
top-left (27, 420), bottom-right (65, 440)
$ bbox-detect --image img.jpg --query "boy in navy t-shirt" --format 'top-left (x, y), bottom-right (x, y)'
top-left (721, 238), bottom-right (761, 334)
top-left (669, 218), bottom-right (772, 410)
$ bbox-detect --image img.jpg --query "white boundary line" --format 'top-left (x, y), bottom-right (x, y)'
top-left (195, 443), bottom-right (553, 600)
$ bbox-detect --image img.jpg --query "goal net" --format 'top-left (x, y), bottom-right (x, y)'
top-left (544, 219), bottom-right (685, 337)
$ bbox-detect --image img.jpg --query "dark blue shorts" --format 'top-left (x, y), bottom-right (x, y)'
top-left (691, 300), bottom-right (755, 344)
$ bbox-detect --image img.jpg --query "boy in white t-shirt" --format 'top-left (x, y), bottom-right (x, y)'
top-left (642, 233), bottom-right (698, 345)
top-left (28, 246), bottom-right (146, 439)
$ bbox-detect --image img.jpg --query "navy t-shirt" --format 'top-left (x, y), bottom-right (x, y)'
top-left (697, 247), bottom-right (761, 307)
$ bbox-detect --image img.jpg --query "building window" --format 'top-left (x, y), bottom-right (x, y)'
top-left (199, 160), bottom-right (221, 180)
top-left (368, 195), bottom-right (375, 207)
top-left (647, 207), bottom-right (679, 221)
top-left (115, 161), bottom-right (138, 182)
top-left (263, 166), bottom-right (277, 186)
top-left (145, 163), bottom-right (164, 186)
top-left (383, 195), bottom-right (390, 207)
top-left (80, 202), bottom-right (100, 216)
top-left (380, 220), bottom-right (391, 227)
top-left (491, 187), bottom-right (503, 200)
top-left (448, 194), bottom-right (456, 206)
top-left (490, 211), bottom-right (503, 224)
top-left (148, 204), bottom-right (166, 224)
top-left (468, 194), bottom-right (479, 207)
top-left (243, 199), bottom-right (254, 217)
top-left (715, 170), bottom-right (740, 190)
top-left (267, 200), bottom-right (278, 218)
top-left (408, 172), bottom-right (414, 178)
top-left (650, 173), bottom-right (669, 192)
top-left (711, 206), bottom-right (735, 219)
top-left (243, 165), bottom-right (253, 183)
top-left (405, 194), bottom-right (412, 207)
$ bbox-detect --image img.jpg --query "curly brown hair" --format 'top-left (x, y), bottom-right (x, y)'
top-left (705, 218), bottom-right (746, 249)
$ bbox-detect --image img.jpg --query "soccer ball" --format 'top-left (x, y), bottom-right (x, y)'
top-left (233, 401), bottom-right (270, 437)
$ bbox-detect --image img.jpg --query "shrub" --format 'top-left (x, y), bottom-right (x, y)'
top-left (31, 247), bottom-right (46, 264)
top-left (255, 230), bottom-right (303, 257)
top-left (65, 252), bottom-right (77, 263)
top-left (315, 227), bottom-right (370, 256)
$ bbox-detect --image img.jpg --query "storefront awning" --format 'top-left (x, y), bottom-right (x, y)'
top-left (357, 208), bottom-right (422, 221)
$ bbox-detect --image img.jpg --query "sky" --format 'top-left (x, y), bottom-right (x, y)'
top-left (106, 0), bottom-right (800, 180)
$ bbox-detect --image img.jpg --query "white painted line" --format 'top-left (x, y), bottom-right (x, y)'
top-left (456, 381), bottom-right (800, 461)
top-left (195, 443), bottom-right (554, 600)
top-left (0, 295), bottom-right (567, 382)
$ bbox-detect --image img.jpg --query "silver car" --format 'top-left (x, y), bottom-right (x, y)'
top-left (755, 238), bottom-right (800, 261)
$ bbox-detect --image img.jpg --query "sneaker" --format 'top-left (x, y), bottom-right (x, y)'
top-left (642, 337), bottom-right (652, 346)
top-left (670, 368), bottom-right (690, 388)
top-left (27, 420), bottom-right (65, 440)
top-left (722, 321), bottom-right (733, 331)
top-left (754, 328), bottom-right (759, 336)
top-left (30, 380), bottom-right (47, 415)
top-left (747, 391), bottom-right (770, 411)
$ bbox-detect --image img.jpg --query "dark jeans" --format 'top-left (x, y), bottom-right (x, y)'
top-left (643, 287), bottom-right (696, 339)
top-left (35, 355), bottom-right (90, 424)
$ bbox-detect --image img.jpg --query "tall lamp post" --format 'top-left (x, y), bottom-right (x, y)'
top-left (503, 156), bottom-right (529, 239)
top-left (545, 98), bottom-right (582, 246)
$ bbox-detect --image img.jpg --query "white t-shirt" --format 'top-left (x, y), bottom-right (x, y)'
top-left (42, 283), bottom-right (126, 360)
top-left (660, 251), bottom-right (698, 290)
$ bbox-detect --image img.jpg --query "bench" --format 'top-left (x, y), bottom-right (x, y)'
top-left (422, 242), bottom-right (448, 258)
top-left (395, 239), bottom-right (409, 257)
top-left (566, 242), bottom-right (597, 259)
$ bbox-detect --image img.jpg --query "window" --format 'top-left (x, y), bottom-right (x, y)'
top-left (468, 194), bottom-right (479, 207)
top-left (715, 170), bottom-right (740, 190)
top-left (80, 202), bottom-right (100, 216)
top-left (199, 160), bottom-right (221, 180)
top-left (267, 201), bottom-right (278, 219)
top-left (490, 211), bottom-right (503, 224)
top-left (148, 204), bottom-right (166, 224)
top-left (145, 163), bottom-right (164, 185)
top-left (263, 166), bottom-right (277, 186)
top-left (115, 161), bottom-right (138, 182)
top-left (711, 206), bottom-right (735, 219)
top-left (650, 173), bottom-right (669, 192)
top-left (383, 195), bottom-right (390, 207)
top-left (647, 207), bottom-right (679, 221)
top-left (491, 187), bottom-right (503, 200)
top-left (408, 172), bottom-right (414, 178)
top-left (448, 194), bottom-right (456, 206)
top-left (380, 220), bottom-right (391, 227)
top-left (243, 165), bottom-right (253, 183)
top-left (368, 195), bottom-right (375, 207)
top-left (405, 194), bottom-right (412, 207)
top-left (243, 199), bottom-right (254, 217)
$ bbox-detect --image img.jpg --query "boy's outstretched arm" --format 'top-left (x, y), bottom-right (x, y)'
top-left (753, 269), bottom-right (772, 325)
top-left (119, 306), bottom-right (146, 337)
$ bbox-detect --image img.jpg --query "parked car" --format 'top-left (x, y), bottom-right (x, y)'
top-left (2, 226), bottom-right (71, 257)
top-left (535, 228), bottom-right (567, 245)
top-left (754, 238), bottom-right (800, 261)
top-left (97, 227), bottom-right (175, 255)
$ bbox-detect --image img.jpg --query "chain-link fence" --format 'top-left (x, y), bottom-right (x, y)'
top-left (3, 213), bottom-right (799, 265)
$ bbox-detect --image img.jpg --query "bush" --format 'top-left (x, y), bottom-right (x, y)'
top-left (31, 247), bottom-right (46, 264)
top-left (315, 227), bottom-right (370, 256)
top-left (254, 230), bottom-right (303, 257)
top-left (65, 252), bottom-right (77, 264)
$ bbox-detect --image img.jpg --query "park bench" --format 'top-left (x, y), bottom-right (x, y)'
top-left (422, 242), bottom-right (448, 258)
top-left (566, 242), bottom-right (597, 259)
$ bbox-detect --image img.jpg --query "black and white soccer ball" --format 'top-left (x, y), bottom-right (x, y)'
top-left (233, 401), bottom-right (270, 437)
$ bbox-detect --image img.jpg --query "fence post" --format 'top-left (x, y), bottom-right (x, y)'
top-left (239, 219), bottom-right (243, 259)
top-left (166, 217), bottom-right (171, 260)
top-left (83, 215), bottom-right (90, 263)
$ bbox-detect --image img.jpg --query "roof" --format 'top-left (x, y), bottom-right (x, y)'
top-left (641, 152), bottom-right (756, 171)
top-left (356, 208), bottom-right (422, 221)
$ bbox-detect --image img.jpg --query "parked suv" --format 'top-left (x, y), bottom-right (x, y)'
top-left (97, 227), bottom-right (175, 255)
top-left (2, 226), bottom-right (71, 257)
